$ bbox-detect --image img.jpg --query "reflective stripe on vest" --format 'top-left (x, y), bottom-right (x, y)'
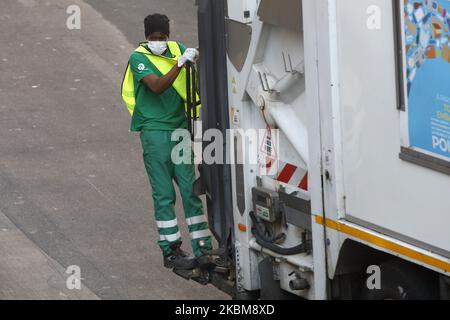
top-left (121, 41), bottom-right (201, 117)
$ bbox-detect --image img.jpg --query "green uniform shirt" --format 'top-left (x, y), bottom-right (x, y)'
top-left (128, 43), bottom-right (187, 132)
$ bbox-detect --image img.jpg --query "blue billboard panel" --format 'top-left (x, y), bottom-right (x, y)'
top-left (404, 0), bottom-right (450, 161)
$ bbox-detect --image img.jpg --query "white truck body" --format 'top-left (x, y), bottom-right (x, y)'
top-left (216, 0), bottom-right (450, 299)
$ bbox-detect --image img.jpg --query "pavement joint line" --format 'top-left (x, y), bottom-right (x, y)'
top-left (85, 178), bottom-right (117, 207)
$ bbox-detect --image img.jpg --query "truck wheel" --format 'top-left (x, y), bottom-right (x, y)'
top-left (360, 259), bottom-right (438, 300)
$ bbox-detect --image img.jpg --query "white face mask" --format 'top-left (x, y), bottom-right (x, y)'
top-left (148, 41), bottom-right (168, 55)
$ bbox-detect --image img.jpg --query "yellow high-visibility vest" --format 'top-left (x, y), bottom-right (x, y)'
top-left (121, 41), bottom-right (201, 117)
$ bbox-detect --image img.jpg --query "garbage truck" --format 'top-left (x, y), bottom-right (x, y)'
top-left (179, 0), bottom-right (450, 299)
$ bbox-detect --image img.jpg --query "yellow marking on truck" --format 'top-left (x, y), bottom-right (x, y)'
top-left (315, 215), bottom-right (450, 273)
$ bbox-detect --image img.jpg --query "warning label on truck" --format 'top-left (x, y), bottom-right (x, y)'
top-left (402, 0), bottom-right (450, 162)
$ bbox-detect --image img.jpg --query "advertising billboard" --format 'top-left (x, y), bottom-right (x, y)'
top-left (400, 0), bottom-right (450, 172)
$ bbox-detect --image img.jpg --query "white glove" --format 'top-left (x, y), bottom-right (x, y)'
top-left (177, 48), bottom-right (199, 67)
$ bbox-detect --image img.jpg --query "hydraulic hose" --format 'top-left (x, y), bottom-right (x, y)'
top-left (250, 211), bottom-right (286, 243)
top-left (249, 211), bottom-right (307, 256)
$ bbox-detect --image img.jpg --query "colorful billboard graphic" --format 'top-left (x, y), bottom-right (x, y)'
top-left (403, 0), bottom-right (450, 162)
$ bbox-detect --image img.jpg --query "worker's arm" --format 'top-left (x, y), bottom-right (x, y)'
top-left (129, 47), bottom-right (198, 95)
top-left (142, 48), bottom-right (198, 93)
top-left (141, 64), bottom-right (182, 94)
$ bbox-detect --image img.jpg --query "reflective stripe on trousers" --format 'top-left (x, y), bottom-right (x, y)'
top-left (159, 231), bottom-right (182, 243)
top-left (190, 229), bottom-right (211, 240)
top-left (186, 215), bottom-right (207, 226)
top-left (156, 218), bottom-right (178, 229)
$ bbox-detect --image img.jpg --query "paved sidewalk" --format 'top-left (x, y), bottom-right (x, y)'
top-left (0, 0), bottom-right (229, 300)
top-left (0, 209), bottom-right (98, 299)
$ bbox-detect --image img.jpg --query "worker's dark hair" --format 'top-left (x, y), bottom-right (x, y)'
top-left (144, 13), bottom-right (170, 38)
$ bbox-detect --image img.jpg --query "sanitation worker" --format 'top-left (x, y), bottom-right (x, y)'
top-left (121, 13), bottom-right (212, 269)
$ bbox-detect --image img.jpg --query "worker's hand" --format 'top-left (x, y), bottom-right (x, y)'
top-left (185, 48), bottom-right (199, 62)
top-left (177, 48), bottom-right (199, 67)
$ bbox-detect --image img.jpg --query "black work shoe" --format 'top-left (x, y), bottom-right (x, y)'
top-left (163, 247), bottom-right (197, 270)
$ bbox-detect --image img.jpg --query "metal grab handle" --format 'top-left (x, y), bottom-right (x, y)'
top-left (258, 71), bottom-right (278, 94)
top-left (185, 62), bottom-right (201, 141)
top-left (282, 52), bottom-right (298, 75)
top-left (186, 62), bottom-right (193, 139)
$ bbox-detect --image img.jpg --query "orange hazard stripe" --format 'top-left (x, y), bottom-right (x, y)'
top-left (315, 215), bottom-right (450, 273)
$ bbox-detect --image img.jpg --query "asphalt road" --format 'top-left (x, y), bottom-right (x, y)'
top-left (0, 0), bottom-right (228, 300)
top-left (84, 0), bottom-right (199, 47)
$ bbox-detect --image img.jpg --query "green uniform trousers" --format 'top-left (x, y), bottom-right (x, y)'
top-left (140, 130), bottom-right (212, 257)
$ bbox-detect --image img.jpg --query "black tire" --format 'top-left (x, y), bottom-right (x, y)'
top-left (361, 259), bottom-right (439, 300)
